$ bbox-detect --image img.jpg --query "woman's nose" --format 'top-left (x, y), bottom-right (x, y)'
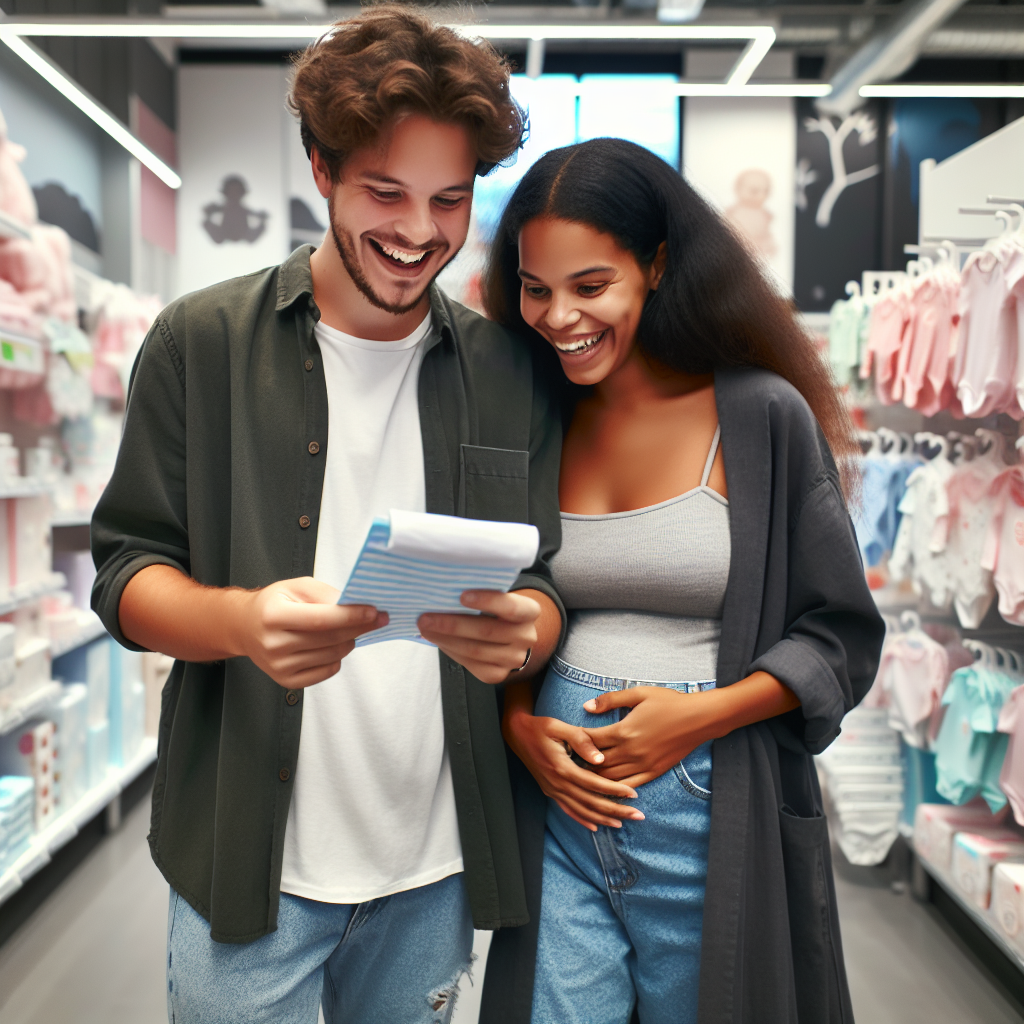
top-left (544, 297), bottom-right (582, 330)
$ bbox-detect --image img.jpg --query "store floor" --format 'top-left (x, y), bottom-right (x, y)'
top-left (0, 793), bottom-right (1019, 1024)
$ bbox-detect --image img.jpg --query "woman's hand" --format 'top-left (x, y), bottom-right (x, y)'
top-left (583, 686), bottom-right (718, 789)
top-left (502, 680), bottom-right (644, 832)
top-left (583, 673), bottom-right (801, 789)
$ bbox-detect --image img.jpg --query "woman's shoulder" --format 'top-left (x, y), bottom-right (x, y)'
top-left (716, 366), bottom-right (839, 489)
top-left (716, 366), bottom-right (817, 427)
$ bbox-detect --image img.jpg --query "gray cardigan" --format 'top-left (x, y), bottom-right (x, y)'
top-left (481, 366), bottom-right (885, 1024)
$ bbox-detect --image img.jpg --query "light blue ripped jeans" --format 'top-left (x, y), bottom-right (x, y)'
top-left (166, 872), bottom-right (473, 1024)
top-left (531, 657), bottom-right (714, 1024)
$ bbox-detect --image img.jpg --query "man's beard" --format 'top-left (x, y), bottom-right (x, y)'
top-left (329, 198), bottom-right (455, 316)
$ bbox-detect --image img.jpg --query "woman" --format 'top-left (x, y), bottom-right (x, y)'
top-left (478, 138), bottom-right (884, 1024)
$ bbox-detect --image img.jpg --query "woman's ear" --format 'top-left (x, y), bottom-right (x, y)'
top-left (649, 241), bottom-right (668, 291)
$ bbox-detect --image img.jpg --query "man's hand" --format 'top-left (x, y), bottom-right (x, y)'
top-left (418, 590), bottom-right (542, 684)
top-left (119, 565), bottom-right (386, 689)
top-left (242, 577), bottom-right (386, 689)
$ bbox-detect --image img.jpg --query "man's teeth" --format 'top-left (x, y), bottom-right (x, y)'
top-left (555, 332), bottom-right (604, 353)
top-left (380, 243), bottom-right (426, 265)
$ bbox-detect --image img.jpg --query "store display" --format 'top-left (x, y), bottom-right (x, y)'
top-left (993, 862), bottom-right (1024, 953)
top-left (951, 830), bottom-right (1024, 910)
top-left (0, 775), bottom-right (33, 870)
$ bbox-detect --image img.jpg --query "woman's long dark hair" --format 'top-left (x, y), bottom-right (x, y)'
top-left (482, 137), bottom-right (858, 497)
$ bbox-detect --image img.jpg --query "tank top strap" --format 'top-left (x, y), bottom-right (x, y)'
top-left (700, 424), bottom-right (722, 488)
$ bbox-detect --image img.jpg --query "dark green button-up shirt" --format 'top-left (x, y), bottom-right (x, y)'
top-left (91, 246), bottom-right (564, 943)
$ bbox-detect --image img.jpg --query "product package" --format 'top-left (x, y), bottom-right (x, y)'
top-left (950, 830), bottom-right (1024, 909)
top-left (992, 862), bottom-right (1024, 954)
top-left (913, 802), bottom-right (1008, 870)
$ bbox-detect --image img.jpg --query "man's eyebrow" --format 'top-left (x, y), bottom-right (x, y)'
top-left (361, 173), bottom-right (473, 194)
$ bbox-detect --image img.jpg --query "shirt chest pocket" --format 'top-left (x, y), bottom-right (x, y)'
top-left (459, 444), bottom-right (529, 524)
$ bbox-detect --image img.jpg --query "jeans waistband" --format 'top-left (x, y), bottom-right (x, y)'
top-left (550, 655), bottom-right (717, 694)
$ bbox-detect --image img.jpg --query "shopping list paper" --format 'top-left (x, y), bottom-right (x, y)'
top-left (338, 509), bottom-right (540, 647)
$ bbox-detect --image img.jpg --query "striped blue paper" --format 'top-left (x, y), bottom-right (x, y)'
top-left (339, 518), bottom-right (526, 647)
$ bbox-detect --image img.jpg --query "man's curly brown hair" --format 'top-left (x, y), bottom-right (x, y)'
top-left (288, 5), bottom-right (526, 180)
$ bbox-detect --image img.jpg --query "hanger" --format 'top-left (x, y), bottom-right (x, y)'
top-left (899, 609), bottom-right (923, 633)
top-left (858, 429), bottom-right (881, 456)
top-left (845, 280), bottom-right (861, 299)
top-left (975, 428), bottom-right (1005, 465)
top-left (914, 431), bottom-right (950, 461)
top-left (877, 427), bottom-right (901, 456)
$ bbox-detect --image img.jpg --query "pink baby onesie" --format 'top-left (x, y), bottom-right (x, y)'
top-left (862, 291), bottom-right (911, 405)
top-left (955, 245), bottom-right (1023, 419)
top-left (982, 468), bottom-right (1024, 625)
top-left (998, 685), bottom-right (1024, 827)
top-left (937, 456), bottom-right (1003, 628)
top-left (879, 632), bottom-right (949, 748)
top-left (904, 276), bottom-right (959, 416)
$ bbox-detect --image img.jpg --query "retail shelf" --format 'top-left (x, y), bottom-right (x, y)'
top-left (917, 850), bottom-right (1024, 975)
top-left (0, 680), bottom-right (62, 737)
top-left (0, 736), bottom-right (158, 907)
top-left (0, 572), bottom-right (67, 615)
top-left (50, 510), bottom-right (93, 528)
top-left (0, 479), bottom-right (51, 500)
top-left (50, 615), bottom-right (107, 659)
top-left (0, 211), bottom-right (31, 241)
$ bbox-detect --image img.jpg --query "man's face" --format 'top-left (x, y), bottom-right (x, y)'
top-left (314, 114), bottom-right (477, 315)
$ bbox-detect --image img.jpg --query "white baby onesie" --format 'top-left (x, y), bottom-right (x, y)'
top-left (890, 456), bottom-right (955, 610)
top-left (981, 468), bottom-right (1024, 627)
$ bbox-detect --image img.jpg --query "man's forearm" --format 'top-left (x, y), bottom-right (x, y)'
top-left (119, 564), bottom-right (251, 661)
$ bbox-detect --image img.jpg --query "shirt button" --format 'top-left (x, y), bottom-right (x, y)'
top-left (304, 359), bottom-right (314, 371)
top-left (279, 767), bottom-right (291, 782)
top-left (286, 691), bottom-right (299, 705)
top-left (298, 515), bottom-right (310, 529)
top-left (308, 441), bottom-right (320, 455)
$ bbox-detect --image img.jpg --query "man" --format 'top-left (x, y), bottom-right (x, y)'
top-left (91, 8), bottom-right (564, 1022)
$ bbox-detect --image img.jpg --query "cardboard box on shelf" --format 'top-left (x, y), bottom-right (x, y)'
top-left (86, 720), bottom-right (108, 790)
top-left (913, 803), bottom-right (1009, 870)
top-left (951, 831), bottom-right (1024, 910)
top-left (0, 721), bottom-right (56, 830)
top-left (992, 862), bottom-right (1024, 955)
top-left (10, 494), bottom-right (50, 588)
top-left (0, 775), bottom-right (33, 868)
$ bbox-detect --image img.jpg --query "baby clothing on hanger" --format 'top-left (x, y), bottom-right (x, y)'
top-left (829, 292), bottom-right (868, 386)
top-left (898, 274), bottom-right (960, 416)
top-left (879, 630), bottom-right (949, 748)
top-left (954, 242), bottom-right (1024, 420)
top-left (936, 454), bottom-right (1003, 629)
top-left (934, 664), bottom-right (1015, 813)
top-left (891, 455), bottom-right (955, 609)
top-left (862, 289), bottom-right (911, 405)
top-left (982, 467), bottom-right (1024, 626)
top-left (997, 684), bottom-right (1024, 827)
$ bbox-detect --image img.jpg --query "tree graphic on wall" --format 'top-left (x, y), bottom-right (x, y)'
top-left (803, 112), bottom-right (880, 228)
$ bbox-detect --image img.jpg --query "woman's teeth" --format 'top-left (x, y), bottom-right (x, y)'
top-left (378, 243), bottom-right (426, 265)
top-left (554, 331), bottom-right (605, 354)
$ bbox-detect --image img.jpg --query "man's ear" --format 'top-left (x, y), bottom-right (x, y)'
top-left (310, 146), bottom-right (334, 199)
top-left (649, 241), bottom-right (668, 291)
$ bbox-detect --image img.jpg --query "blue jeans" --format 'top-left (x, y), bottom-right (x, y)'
top-left (531, 658), bottom-right (713, 1024)
top-left (166, 872), bottom-right (473, 1024)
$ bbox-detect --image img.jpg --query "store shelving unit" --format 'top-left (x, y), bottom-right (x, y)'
top-left (0, 736), bottom-right (157, 907)
top-left (914, 848), bottom-right (1024, 975)
top-left (50, 613), bottom-right (106, 659)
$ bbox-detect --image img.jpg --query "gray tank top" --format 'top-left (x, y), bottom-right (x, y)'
top-left (550, 426), bottom-right (731, 682)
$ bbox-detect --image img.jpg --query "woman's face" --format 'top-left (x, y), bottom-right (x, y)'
top-left (518, 216), bottom-right (663, 386)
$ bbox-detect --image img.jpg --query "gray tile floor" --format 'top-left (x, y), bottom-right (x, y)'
top-left (0, 793), bottom-right (1019, 1024)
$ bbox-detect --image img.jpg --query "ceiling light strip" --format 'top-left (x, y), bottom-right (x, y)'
top-left (0, 19), bottom-right (778, 44)
top-left (0, 31), bottom-right (181, 188)
top-left (860, 83), bottom-right (1024, 97)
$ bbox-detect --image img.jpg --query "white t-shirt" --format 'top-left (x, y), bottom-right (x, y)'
top-left (280, 313), bottom-right (464, 904)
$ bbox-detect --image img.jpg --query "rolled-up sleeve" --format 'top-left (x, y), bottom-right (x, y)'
top-left (91, 315), bottom-right (191, 651)
top-left (750, 475), bottom-right (885, 754)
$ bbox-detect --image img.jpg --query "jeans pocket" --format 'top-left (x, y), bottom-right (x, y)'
top-left (672, 742), bottom-right (712, 801)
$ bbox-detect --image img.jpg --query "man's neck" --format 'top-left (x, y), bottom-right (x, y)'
top-left (309, 237), bottom-right (431, 341)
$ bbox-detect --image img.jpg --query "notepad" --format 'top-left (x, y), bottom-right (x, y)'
top-left (339, 510), bottom-right (540, 647)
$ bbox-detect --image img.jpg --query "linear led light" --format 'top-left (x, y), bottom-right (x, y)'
top-left (0, 32), bottom-right (181, 188)
top-left (674, 82), bottom-right (831, 96)
top-left (860, 83), bottom-right (1024, 98)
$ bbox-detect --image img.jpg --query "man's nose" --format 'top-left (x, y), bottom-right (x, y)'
top-left (392, 202), bottom-right (435, 249)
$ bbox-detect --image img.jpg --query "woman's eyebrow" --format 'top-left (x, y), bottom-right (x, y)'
top-left (518, 268), bottom-right (542, 280)
top-left (569, 265), bottom-right (614, 279)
